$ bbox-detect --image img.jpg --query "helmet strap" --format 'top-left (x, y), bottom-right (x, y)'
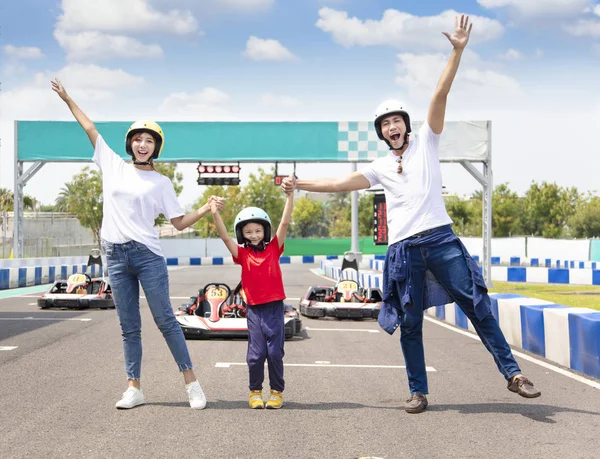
top-left (245, 240), bottom-right (266, 252)
top-left (132, 159), bottom-right (152, 166)
top-left (388, 133), bottom-right (409, 151)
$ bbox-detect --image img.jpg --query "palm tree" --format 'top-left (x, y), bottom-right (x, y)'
top-left (0, 188), bottom-right (13, 211)
top-left (55, 183), bottom-right (77, 212)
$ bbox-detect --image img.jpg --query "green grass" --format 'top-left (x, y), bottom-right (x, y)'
top-left (489, 282), bottom-right (600, 311)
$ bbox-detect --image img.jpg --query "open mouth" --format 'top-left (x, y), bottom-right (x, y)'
top-left (390, 133), bottom-right (401, 142)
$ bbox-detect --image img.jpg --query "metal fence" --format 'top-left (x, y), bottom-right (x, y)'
top-left (0, 236), bottom-right (96, 258)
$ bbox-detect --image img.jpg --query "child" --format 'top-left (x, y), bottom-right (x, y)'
top-left (211, 180), bottom-right (294, 409)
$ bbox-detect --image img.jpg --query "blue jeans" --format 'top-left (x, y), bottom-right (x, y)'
top-left (398, 241), bottom-right (521, 395)
top-left (246, 300), bottom-right (285, 392)
top-left (102, 240), bottom-right (193, 380)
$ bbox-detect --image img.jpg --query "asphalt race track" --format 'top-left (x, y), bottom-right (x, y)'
top-left (1, 264), bottom-right (599, 459)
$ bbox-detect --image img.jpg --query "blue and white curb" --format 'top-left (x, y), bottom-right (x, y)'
top-left (368, 259), bottom-right (600, 286)
top-left (0, 254), bottom-right (361, 290)
top-left (322, 261), bottom-right (600, 380)
top-left (0, 264), bottom-right (104, 290)
top-left (164, 254), bottom-right (350, 266)
top-left (370, 258), bottom-right (598, 271)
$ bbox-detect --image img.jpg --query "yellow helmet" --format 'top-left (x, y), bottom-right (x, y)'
top-left (125, 120), bottom-right (164, 159)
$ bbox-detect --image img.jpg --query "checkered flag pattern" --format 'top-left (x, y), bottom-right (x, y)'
top-left (337, 121), bottom-right (389, 161)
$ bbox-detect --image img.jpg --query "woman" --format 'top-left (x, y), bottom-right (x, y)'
top-left (52, 78), bottom-right (222, 410)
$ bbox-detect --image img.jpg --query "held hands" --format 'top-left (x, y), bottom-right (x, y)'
top-left (281, 174), bottom-right (296, 195)
top-left (207, 195), bottom-right (225, 214)
top-left (51, 78), bottom-right (70, 102)
top-left (442, 14), bottom-right (472, 50)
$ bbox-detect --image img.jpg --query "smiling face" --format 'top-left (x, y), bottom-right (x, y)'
top-left (380, 113), bottom-right (408, 151)
top-left (131, 131), bottom-right (156, 163)
top-left (242, 222), bottom-right (265, 245)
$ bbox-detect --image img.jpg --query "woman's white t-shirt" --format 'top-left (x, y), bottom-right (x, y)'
top-left (92, 135), bottom-right (184, 257)
top-left (361, 122), bottom-right (453, 246)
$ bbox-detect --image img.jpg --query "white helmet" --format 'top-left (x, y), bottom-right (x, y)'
top-left (234, 207), bottom-right (272, 244)
top-left (373, 99), bottom-right (412, 145)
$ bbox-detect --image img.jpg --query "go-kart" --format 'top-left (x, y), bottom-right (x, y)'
top-left (299, 254), bottom-right (382, 319)
top-left (175, 282), bottom-right (303, 340)
top-left (37, 251), bottom-right (114, 309)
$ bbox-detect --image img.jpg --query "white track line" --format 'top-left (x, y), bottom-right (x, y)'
top-left (304, 327), bottom-right (379, 333)
top-left (0, 346), bottom-right (18, 351)
top-left (0, 317), bottom-right (92, 322)
top-left (424, 315), bottom-right (600, 390)
top-left (216, 362), bottom-right (436, 371)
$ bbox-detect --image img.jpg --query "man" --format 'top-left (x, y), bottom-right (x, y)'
top-left (282, 15), bottom-right (540, 414)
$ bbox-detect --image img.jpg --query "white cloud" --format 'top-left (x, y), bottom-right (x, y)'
top-left (499, 48), bottom-right (524, 60)
top-left (477, 0), bottom-right (592, 18)
top-left (56, 63), bottom-right (145, 92)
top-left (156, 88), bottom-right (231, 120)
top-left (218, 0), bottom-right (274, 10)
top-left (394, 50), bottom-right (522, 114)
top-left (315, 8), bottom-right (504, 51)
top-left (242, 36), bottom-right (297, 61)
top-left (259, 94), bottom-right (301, 108)
top-left (56, 0), bottom-right (199, 36)
top-left (564, 18), bottom-right (600, 37)
top-left (54, 30), bottom-right (164, 61)
top-left (3, 45), bottom-right (43, 59)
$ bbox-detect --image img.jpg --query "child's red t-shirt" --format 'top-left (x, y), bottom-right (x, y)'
top-left (233, 235), bottom-right (285, 306)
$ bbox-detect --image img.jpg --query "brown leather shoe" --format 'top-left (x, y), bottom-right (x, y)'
top-left (507, 375), bottom-right (541, 398)
top-left (405, 394), bottom-right (428, 414)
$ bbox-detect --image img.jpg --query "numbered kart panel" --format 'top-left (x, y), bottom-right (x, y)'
top-left (176, 281), bottom-right (303, 340)
top-left (299, 283), bottom-right (383, 319)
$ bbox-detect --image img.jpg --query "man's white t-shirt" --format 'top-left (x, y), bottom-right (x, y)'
top-left (361, 122), bottom-right (453, 245)
top-left (93, 135), bottom-right (184, 257)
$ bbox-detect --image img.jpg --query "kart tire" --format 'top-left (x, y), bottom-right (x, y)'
top-left (90, 299), bottom-right (115, 310)
top-left (37, 299), bottom-right (50, 309)
top-left (76, 299), bottom-right (90, 310)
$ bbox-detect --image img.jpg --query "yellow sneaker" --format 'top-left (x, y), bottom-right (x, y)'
top-left (249, 390), bottom-right (264, 409)
top-left (265, 390), bottom-right (283, 409)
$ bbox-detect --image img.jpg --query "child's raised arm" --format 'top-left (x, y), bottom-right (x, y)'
top-left (276, 175), bottom-right (295, 249)
top-left (211, 201), bottom-right (239, 259)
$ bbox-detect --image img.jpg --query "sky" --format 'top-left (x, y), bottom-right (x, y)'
top-left (1, 0), bottom-right (599, 209)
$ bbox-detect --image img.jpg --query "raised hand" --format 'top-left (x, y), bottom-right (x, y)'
top-left (442, 14), bottom-right (473, 50)
top-left (51, 78), bottom-right (70, 102)
top-left (281, 175), bottom-right (296, 194)
top-left (208, 195), bottom-right (225, 212)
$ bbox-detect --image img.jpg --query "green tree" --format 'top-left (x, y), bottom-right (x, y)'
top-left (328, 193), bottom-right (351, 237)
top-left (569, 196), bottom-right (600, 238)
top-left (492, 183), bottom-right (522, 237)
top-left (0, 188), bottom-right (37, 211)
top-left (0, 188), bottom-right (13, 211)
top-left (55, 183), bottom-right (76, 212)
top-left (40, 204), bottom-right (58, 212)
top-left (291, 196), bottom-right (325, 237)
top-left (358, 192), bottom-right (375, 237)
top-left (521, 181), bottom-right (580, 238)
top-left (244, 167), bottom-right (286, 232)
top-left (153, 163), bottom-right (184, 226)
top-left (444, 195), bottom-right (480, 236)
top-left (59, 167), bottom-right (103, 246)
top-left (192, 185), bottom-right (248, 238)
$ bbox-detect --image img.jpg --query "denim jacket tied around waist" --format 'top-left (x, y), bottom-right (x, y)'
top-left (378, 225), bottom-right (491, 335)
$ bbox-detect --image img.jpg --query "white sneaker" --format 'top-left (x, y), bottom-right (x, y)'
top-left (115, 387), bottom-right (145, 409)
top-left (186, 380), bottom-right (207, 410)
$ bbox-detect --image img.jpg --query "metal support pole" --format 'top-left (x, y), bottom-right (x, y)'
top-left (482, 163), bottom-right (493, 287)
top-left (351, 162), bottom-right (359, 253)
